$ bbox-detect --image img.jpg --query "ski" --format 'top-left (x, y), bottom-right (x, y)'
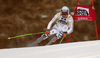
top-left (46, 36), bottom-right (57, 45)
top-left (28, 36), bottom-right (45, 47)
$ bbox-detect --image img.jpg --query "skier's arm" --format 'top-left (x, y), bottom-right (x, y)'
top-left (47, 13), bottom-right (59, 29)
top-left (67, 16), bottom-right (74, 34)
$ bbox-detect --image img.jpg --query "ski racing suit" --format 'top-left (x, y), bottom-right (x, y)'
top-left (44, 12), bottom-right (74, 39)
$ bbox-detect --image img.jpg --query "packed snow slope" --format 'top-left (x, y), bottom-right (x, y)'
top-left (0, 40), bottom-right (100, 58)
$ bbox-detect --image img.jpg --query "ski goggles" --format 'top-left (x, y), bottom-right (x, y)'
top-left (62, 12), bottom-right (68, 15)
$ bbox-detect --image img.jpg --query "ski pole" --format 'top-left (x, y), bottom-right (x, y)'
top-left (8, 32), bottom-right (45, 39)
top-left (59, 37), bottom-right (65, 44)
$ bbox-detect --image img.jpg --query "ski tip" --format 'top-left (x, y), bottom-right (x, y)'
top-left (8, 37), bottom-right (11, 39)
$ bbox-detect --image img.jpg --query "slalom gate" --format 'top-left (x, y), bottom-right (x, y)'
top-left (67, 0), bottom-right (98, 43)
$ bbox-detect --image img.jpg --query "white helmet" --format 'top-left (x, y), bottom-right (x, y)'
top-left (61, 6), bottom-right (69, 14)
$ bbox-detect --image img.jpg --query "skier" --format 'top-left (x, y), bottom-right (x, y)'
top-left (29, 6), bottom-right (74, 46)
top-left (43, 6), bottom-right (74, 45)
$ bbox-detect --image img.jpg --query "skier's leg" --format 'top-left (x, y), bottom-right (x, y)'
top-left (56, 31), bottom-right (63, 39)
top-left (46, 29), bottom-right (60, 45)
top-left (56, 24), bottom-right (68, 39)
top-left (42, 29), bottom-right (57, 40)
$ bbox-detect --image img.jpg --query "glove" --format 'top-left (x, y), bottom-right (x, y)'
top-left (63, 32), bottom-right (68, 37)
top-left (45, 29), bottom-right (50, 34)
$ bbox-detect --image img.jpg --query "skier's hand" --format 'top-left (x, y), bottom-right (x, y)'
top-left (45, 29), bottom-right (50, 34)
top-left (63, 32), bottom-right (68, 37)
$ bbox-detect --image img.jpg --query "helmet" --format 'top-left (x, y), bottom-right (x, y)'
top-left (61, 6), bottom-right (69, 15)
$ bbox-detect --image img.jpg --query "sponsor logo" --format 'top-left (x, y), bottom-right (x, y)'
top-left (76, 7), bottom-right (89, 16)
top-left (78, 17), bottom-right (87, 20)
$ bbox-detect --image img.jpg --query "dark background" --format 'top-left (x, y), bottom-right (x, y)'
top-left (0, 0), bottom-right (99, 49)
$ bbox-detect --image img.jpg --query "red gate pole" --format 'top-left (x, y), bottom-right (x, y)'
top-left (92, 0), bottom-right (98, 40)
top-left (77, 0), bottom-right (79, 5)
top-left (92, 0), bottom-right (94, 7)
top-left (94, 21), bottom-right (98, 40)
top-left (68, 34), bottom-right (71, 43)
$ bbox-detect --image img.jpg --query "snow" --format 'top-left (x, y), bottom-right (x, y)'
top-left (0, 40), bottom-right (100, 58)
top-left (84, 36), bottom-right (89, 40)
top-left (41, 15), bottom-right (48, 18)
